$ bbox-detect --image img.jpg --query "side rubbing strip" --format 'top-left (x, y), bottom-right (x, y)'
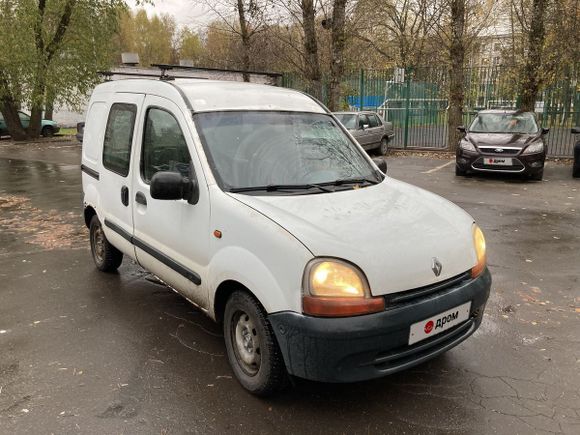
top-left (104, 219), bottom-right (132, 243)
top-left (80, 164), bottom-right (100, 180)
top-left (132, 239), bottom-right (202, 285)
top-left (104, 219), bottom-right (202, 286)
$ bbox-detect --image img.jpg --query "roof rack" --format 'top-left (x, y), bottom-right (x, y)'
top-left (151, 63), bottom-right (283, 78)
top-left (97, 70), bottom-right (207, 81)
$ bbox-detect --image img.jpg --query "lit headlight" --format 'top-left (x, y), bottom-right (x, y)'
top-left (302, 259), bottom-right (384, 317)
top-left (460, 140), bottom-right (477, 152)
top-left (521, 141), bottom-right (544, 155)
top-left (471, 224), bottom-right (486, 278)
top-left (306, 260), bottom-right (367, 297)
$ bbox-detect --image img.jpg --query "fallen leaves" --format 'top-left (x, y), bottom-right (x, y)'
top-left (0, 193), bottom-right (86, 250)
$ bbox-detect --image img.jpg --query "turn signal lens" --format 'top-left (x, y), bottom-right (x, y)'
top-left (303, 296), bottom-right (385, 317)
top-left (471, 225), bottom-right (486, 278)
top-left (303, 259), bottom-right (385, 317)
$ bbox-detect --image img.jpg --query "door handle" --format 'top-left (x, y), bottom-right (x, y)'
top-left (135, 191), bottom-right (147, 206)
top-left (121, 186), bottom-right (129, 206)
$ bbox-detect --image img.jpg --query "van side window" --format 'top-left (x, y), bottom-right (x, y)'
top-left (141, 108), bottom-right (191, 183)
top-left (102, 103), bottom-right (137, 177)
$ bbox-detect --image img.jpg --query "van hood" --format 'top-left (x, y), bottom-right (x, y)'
top-left (229, 178), bottom-right (477, 295)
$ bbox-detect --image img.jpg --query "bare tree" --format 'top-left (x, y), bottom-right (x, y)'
top-left (301, 0), bottom-right (323, 99)
top-left (201, 0), bottom-right (271, 81)
top-left (328, 0), bottom-right (347, 110)
top-left (447, 0), bottom-right (466, 151)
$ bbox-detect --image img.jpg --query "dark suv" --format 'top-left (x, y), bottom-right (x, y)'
top-left (456, 110), bottom-right (548, 180)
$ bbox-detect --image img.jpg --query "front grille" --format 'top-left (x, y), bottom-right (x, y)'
top-left (478, 146), bottom-right (520, 156)
top-left (472, 157), bottom-right (524, 172)
top-left (383, 272), bottom-right (471, 308)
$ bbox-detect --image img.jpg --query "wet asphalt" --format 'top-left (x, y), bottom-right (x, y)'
top-left (0, 139), bottom-right (579, 434)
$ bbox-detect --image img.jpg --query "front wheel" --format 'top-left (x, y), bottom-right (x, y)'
top-left (41, 126), bottom-right (54, 137)
top-left (89, 215), bottom-right (123, 272)
top-left (379, 137), bottom-right (389, 156)
top-left (530, 169), bottom-right (544, 181)
top-left (224, 291), bottom-right (288, 396)
top-left (455, 165), bottom-right (467, 176)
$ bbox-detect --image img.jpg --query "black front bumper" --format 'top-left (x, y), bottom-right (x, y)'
top-left (269, 269), bottom-right (491, 383)
top-left (456, 149), bottom-right (545, 175)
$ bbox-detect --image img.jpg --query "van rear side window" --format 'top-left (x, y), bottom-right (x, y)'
top-left (103, 103), bottom-right (137, 177)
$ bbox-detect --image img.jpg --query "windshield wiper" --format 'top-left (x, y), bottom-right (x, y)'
top-left (229, 183), bottom-right (334, 193)
top-left (327, 177), bottom-right (380, 186)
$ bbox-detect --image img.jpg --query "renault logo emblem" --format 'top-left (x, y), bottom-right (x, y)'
top-left (495, 148), bottom-right (504, 153)
top-left (431, 258), bottom-right (443, 277)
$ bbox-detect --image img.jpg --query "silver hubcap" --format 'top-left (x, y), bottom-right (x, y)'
top-left (93, 225), bottom-right (105, 264)
top-left (232, 311), bottom-right (261, 375)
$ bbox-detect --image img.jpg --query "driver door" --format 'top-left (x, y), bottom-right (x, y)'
top-left (131, 95), bottom-right (211, 309)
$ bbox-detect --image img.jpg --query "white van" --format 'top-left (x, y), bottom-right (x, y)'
top-left (81, 78), bottom-right (491, 395)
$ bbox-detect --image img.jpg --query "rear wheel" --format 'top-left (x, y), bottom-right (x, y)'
top-left (224, 291), bottom-right (288, 396)
top-left (41, 126), bottom-right (54, 137)
top-left (379, 137), bottom-right (389, 156)
top-left (573, 166), bottom-right (580, 178)
top-left (89, 215), bottom-right (123, 272)
top-left (455, 165), bottom-right (467, 176)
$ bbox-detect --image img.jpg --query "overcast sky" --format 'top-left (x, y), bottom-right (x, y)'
top-left (127, 0), bottom-right (217, 29)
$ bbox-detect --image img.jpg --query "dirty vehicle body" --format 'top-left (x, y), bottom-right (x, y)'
top-left (456, 110), bottom-right (548, 180)
top-left (0, 111), bottom-right (60, 137)
top-left (334, 111), bottom-right (395, 155)
top-left (81, 79), bottom-right (491, 395)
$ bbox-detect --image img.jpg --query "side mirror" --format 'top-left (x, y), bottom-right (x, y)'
top-left (362, 124), bottom-right (370, 130)
top-left (457, 126), bottom-right (466, 133)
top-left (571, 127), bottom-right (580, 134)
top-left (150, 171), bottom-right (199, 205)
top-left (541, 127), bottom-right (550, 135)
top-left (373, 157), bottom-right (387, 174)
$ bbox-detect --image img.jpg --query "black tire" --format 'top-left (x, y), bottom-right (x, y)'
top-left (455, 165), bottom-right (467, 176)
top-left (573, 166), bottom-right (580, 178)
top-left (89, 215), bottom-right (123, 272)
top-left (530, 170), bottom-right (544, 181)
top-left (41, 126), bottom-right (54, 137)
top-left (379, 137), bottom-right (389, 156)
top-left (224, 291), bottom-right (288, 396)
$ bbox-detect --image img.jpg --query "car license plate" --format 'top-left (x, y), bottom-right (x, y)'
top-left (484, 157), bottom-right (512, 166)
top-left (408, 302), bottom-right (471, 345)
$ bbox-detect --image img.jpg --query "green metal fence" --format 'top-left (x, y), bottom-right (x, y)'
top-left (282, 65), bottom-right (580, 157)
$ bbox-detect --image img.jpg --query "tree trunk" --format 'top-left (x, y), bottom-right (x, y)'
top-left (328, 0), bottom-right (347, 111)
top-left (301, 0), bottom-right (322, 100)
top-left (0, 70), bottom-right (28, 140)
top-left (447, 0), bottom-right (466, 152)
top-left (237, 0), bottom-right (251, 82)
top-left (0, 100), bottom-right (28, 140)
top-left (518, 0), bottom-right (547, 112)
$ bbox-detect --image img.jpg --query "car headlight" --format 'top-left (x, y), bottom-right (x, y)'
top-left (302, 259), bottom-right (384, 317)
top-left (460, 139), bottom-right (477, 152)
top-left (471, 224), bottom-right (486, 278)
top-left (521, 141), bottom-right (544, 155)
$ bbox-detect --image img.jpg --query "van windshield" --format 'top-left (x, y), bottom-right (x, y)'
top-left (194, 111), bottom-right (381, 194)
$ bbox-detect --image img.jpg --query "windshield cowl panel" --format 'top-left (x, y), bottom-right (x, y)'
top-left (194, 111), bottom-right (381, 195)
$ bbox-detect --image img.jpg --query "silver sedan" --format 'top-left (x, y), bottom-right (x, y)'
top-left (334, 111), bottom-right (395, 155)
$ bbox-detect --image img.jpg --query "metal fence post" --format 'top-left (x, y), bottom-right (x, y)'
top-left (403, 68), bottom-right (412, 148)
top-left (359, 69), bottom-right (365, 111)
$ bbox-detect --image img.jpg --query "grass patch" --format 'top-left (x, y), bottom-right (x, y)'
top-left (57, 128), bottom-right (76, 136)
